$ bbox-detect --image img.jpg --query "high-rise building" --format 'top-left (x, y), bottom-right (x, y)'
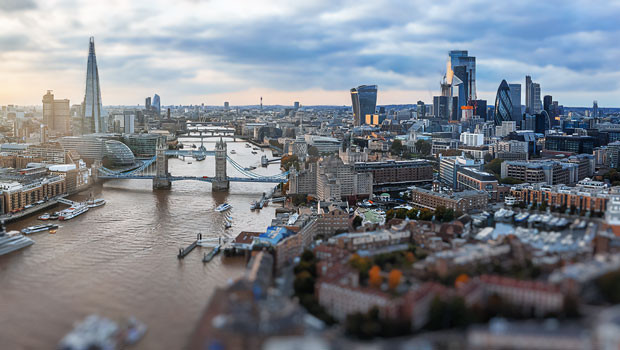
top-left (42, 90), bottom-right (70, 136)
top-left (531, 83), bottom-right (542, 114)
top-left (473, 99), bottom-right (487, 120)
top-left (82, 37), bottom-right (105, 134)
top-left (446, 50), bottom-right (476, 102)
top-left (494, 80), bottom-right (513, 126)
top-left (224, 101), bottom-right (230, 110)
top-left (543, 95), bottom-right (553, 114)
top-left (145, 97), bottom-right (151, 110)
top-left (433, 96), bottom-right (449, 119)
top-left (294, 101), bottom-right (300, 109)
top-left (152, 94), bottom-right (161, 116)
top-left (593, 100), bottom-right (599, 118)
top-left (508, 83), bottom-right (521, 121)
top-left (350, 85), bottom-right (378, 126)
top-left (525, 76), bottom-right (532, 113)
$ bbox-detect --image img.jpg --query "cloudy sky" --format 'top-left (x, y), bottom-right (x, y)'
top-left (1, 0), bottom-right (619, 107)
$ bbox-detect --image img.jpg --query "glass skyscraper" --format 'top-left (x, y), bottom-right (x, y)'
top-left (82, 37), bottom-right (105, 134)
top-left (494, 80), bottom-right (513, 126)
top-left (447, 50), bottom-right (476, 102)
top-left (152, 94), bottom-right (161, 116)
top-left (509, 83), bottom-right (521, 121)
top-left (350, 85), bottom-right (378, 126)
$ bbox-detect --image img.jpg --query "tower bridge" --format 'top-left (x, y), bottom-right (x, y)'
top-left (97, 137), bottom-right (288, 190)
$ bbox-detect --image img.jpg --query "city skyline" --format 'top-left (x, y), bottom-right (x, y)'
top-left (1, 1), bottom-right (620, 106)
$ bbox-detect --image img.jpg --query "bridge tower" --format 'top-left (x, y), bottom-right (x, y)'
top-left (153, 136), bottom-right (171, 189)
top-left (213, 137), bottom-right (229, 191)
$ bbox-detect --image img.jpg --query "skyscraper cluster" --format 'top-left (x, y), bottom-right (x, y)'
top-left (434, 51), bottom-right (484, 121)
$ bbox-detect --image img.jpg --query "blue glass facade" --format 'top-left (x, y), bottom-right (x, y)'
top-left (350, 85), bottom-right (377, 126)
top-left (494, 80), bottom-right (513, 126)
top-left (152, 94), bottom-right (161, 116)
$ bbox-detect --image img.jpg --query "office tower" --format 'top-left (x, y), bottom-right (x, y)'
top-left (473, 99), bottom-right (487, 120)
top-left (152, 94), bottom-right (161, 116)
top-left (145, 97), bottom-right (151, 110)
top-left (452, 66), bottom-right (468, 119)
top-left (224, 101), bottom-right (230, 110)
top-left (543, 95), bottom-right (553, 114)
top-left (433, 96), bottom-right (449, 119)
top-left (294, 101), bottom-right (300, 109)
top-left (350, 85), bottom-right (378, 126)
top-left (593, 100), bottom-right (599, 118)
top-left (417, 101), bottom-right (426, 118)
top-left (532, 83), bottom-right (542, 113)
top-left (494, 80), bottom-right (513, 126)
top-left (508, 83), bottom-right (521, 121)
top-left (42, 90), bottom-right (71, 136)
top-left (123, 111), bottom-right (135, 134)
top-left (525, 76), bottom-right (532, 113)
top-left (446, 50), bottom-right (476, 102)
top-left (82, 37), bottom-right (105, 134)
top-left (537, 111), bottom-right (551, 134)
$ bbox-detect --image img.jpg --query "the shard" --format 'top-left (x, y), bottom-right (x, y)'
top-left (83, 37), bottom-right (105, 134)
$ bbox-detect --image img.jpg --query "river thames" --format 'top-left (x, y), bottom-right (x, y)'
top-left (0, 138), bottom-right (282, 349)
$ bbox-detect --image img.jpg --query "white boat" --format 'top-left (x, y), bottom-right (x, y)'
top-left (59, 204), bottom-right (89, 221)
top-left (215, 203), bottom-right (232, 212)
top-left (0, 224), bottom-right (34, 256)
top-left (38, 213), bottom-right (51, 220)
top-left (86, 198), bottom-right (106, 208)
top-left (230, 150), bottom-right (237, 154)
top-left (21, 224), bottom-right (58, 235)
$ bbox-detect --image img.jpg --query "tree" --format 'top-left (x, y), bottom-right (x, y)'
top-left (388, 269), bottom-right (402, 290)
top-left (391, 139), bottom-right (403, 155)
top-left (415, 139), bottom-right (431, 156)
top-left (434, 205), bottom-right (447, 221)
top-left (293, 270), bottom-right (314, 295)
top-left (483, 153), bottom-right (493, 163)
top-left (484, 158), bottom-right (504, 177)
top-left (442, 208), bottom-right (455, 222)
top-left (419, 208), bottom-right (434, 221)
top-left (395, 208), bottom-right (407, 219)
top-left (500, 177), bottom-right (524, 185)
top-left (352, 215), bottom-right (363, 229)
top-left (385, 209), bottom-right (395, 221)
top-left (308, 146), bottom-right (319, 157)
top-left (406, 208), bottom-right (418, 220)
top-left (369, 265), bottom-right (382, 288)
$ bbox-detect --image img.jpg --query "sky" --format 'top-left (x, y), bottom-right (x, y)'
top-left (1, 0), bottom-right (620, 107)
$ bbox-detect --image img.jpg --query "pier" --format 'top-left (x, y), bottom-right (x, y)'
top-left (178, 233), bottom-right (202, 259)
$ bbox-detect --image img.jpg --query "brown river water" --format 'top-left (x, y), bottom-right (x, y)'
top-left (0, 139), bottom-right (282, 349)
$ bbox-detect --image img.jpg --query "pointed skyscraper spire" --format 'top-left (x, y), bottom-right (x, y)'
top-left (83, 36), bottom-right (104, 134)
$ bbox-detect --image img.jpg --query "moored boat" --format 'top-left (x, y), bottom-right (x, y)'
top-left (58, 204), bottom-right (89, 221)
top-left (86, 198), bottom-right (106, 208)
top-left (38, 213), bottom-right (50, 220)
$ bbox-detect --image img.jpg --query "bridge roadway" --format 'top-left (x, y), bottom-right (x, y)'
top-left (98, 174), bottom-right (286, 183)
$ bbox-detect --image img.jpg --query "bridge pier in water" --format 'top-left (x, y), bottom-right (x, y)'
top-left (212, 137), bottom-right (229, 191)
top-left (153, 137), bottom-right (171, 189)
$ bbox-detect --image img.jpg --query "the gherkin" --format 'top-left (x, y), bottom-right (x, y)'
top-left (494, 79), bottom-right (513, 126)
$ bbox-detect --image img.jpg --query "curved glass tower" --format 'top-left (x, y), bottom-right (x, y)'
top-left (350, 85), bottom-right (378, 126)
top-left (152, 94), bottom-right (161, 116)
top-left (494, 80), bottom-right (513, 126)
top-left (83, 37), bottom-right (104, 134)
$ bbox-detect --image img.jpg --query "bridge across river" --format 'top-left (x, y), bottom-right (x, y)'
top-left (97, 138), bottom-right (287, 190)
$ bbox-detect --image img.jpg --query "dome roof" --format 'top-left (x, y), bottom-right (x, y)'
top-left (103, 140), bottom-right (135, 167)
